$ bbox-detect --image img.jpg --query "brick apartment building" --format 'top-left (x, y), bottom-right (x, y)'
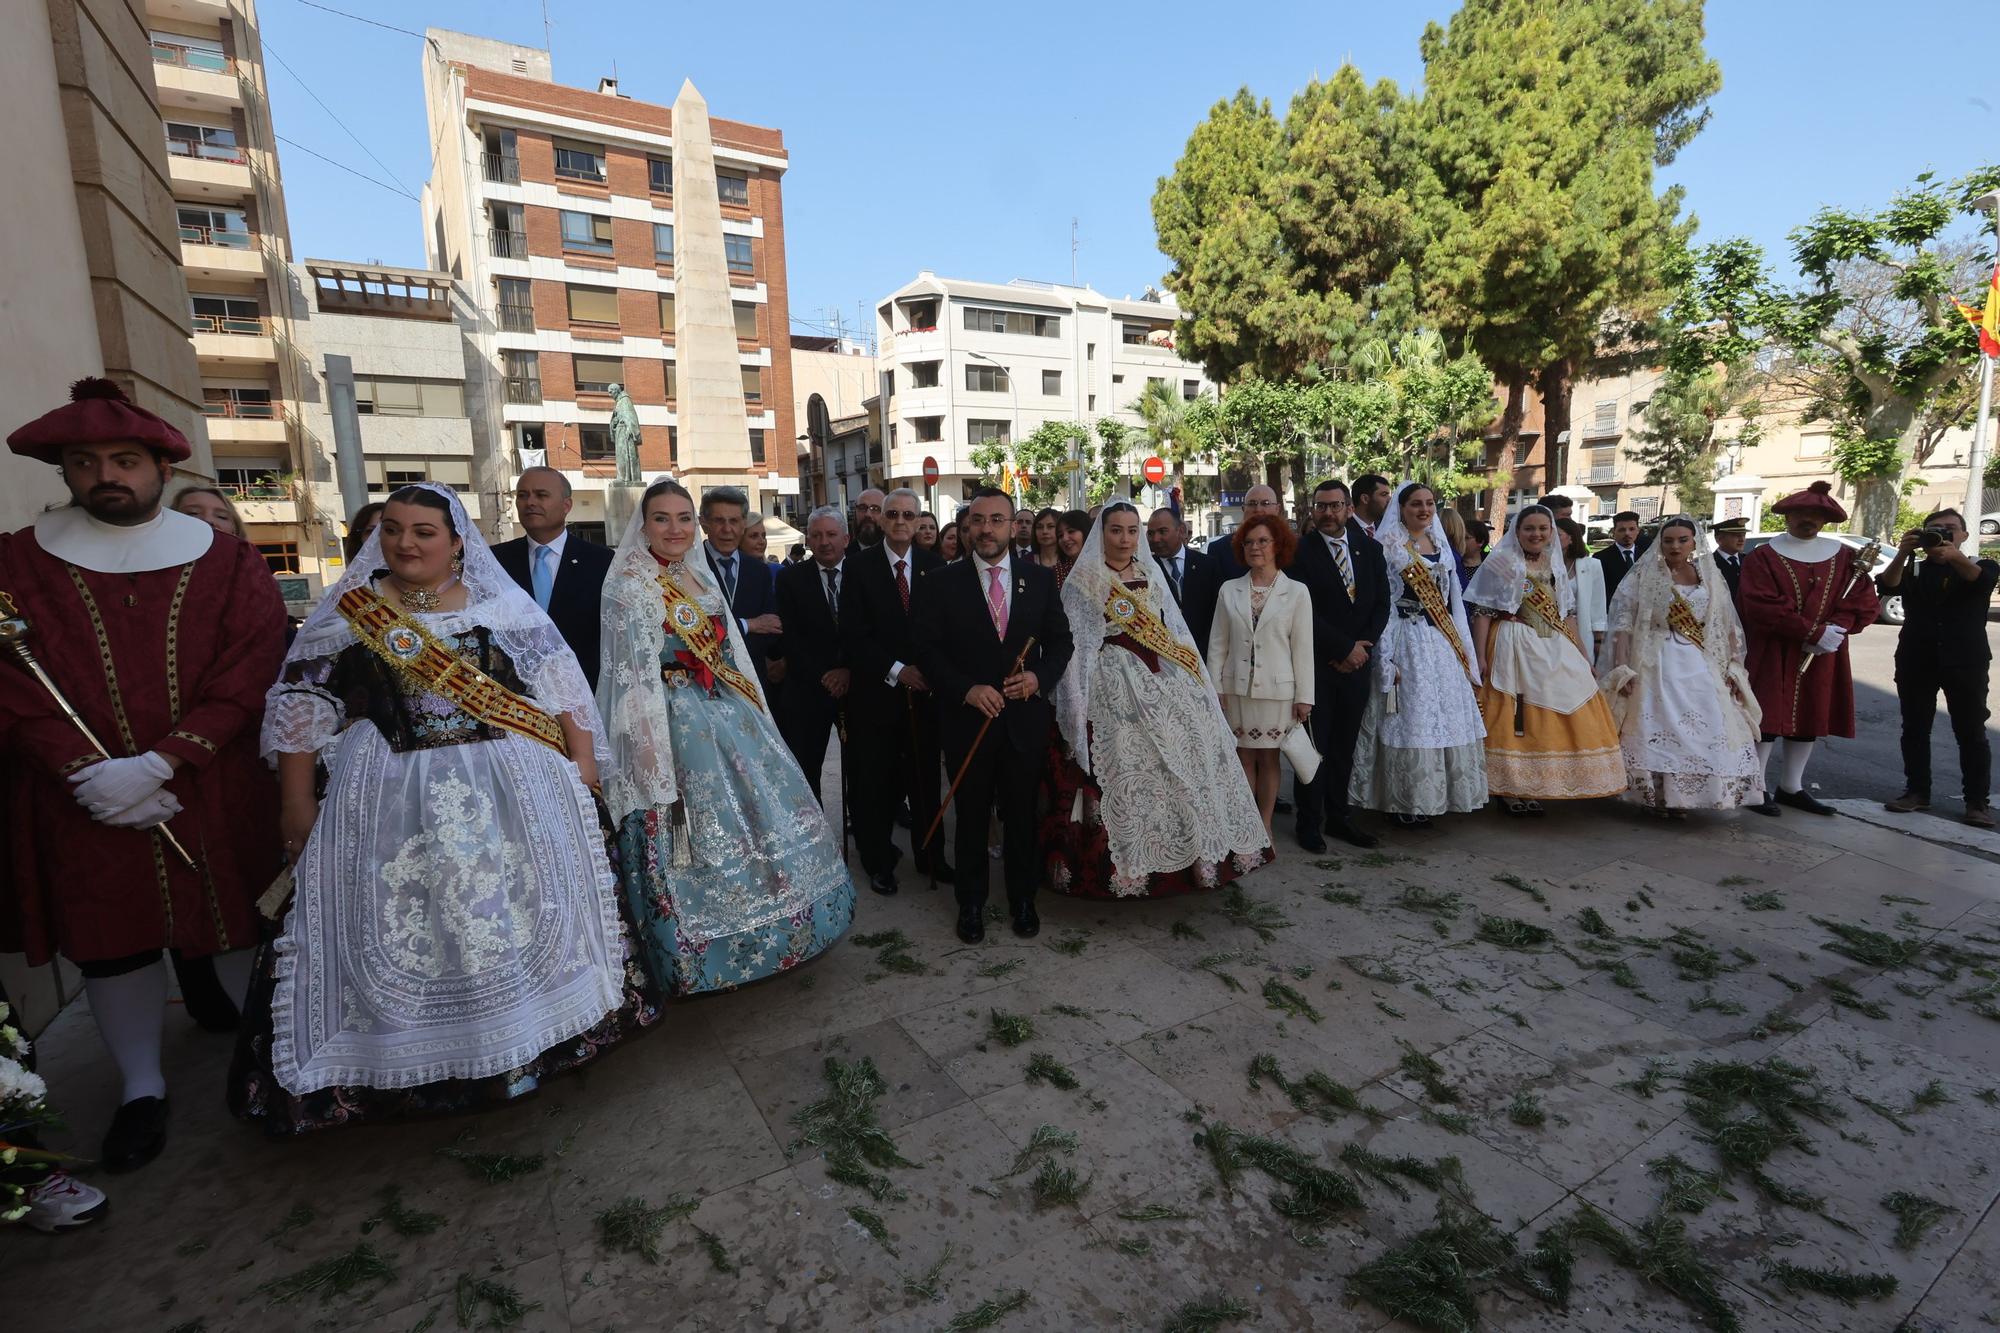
top-left (421, 30), bottom-right (797, 542)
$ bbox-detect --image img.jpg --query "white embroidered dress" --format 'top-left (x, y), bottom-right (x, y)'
top-left (261, 485), bottom-right (622, 1093)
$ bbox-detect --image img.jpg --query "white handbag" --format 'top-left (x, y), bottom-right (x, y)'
top-left (1279, 717), bottom-right (1322, 784)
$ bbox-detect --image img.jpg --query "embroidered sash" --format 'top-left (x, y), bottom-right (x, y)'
top-left (1521, 574), bottom-right (1584, 653)
top-left (1399, 552), bottom-right (1474, 681)
top-left (336, 587), bottom-right (567, 754)
top-left (1667, 593), bottom-right (1706, 649)
top-left (1103, 584), bottom-right (1202, 678)
top-left (657, 572), bottom-right (762, 710)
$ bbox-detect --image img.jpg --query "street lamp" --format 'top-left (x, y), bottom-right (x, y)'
top-left (965, 350), bottom-right (1026, 505)
top-left (1964, 188), bottom-right (2000, 552)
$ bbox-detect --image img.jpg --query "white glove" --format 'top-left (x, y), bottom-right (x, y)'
top-left (99, 789), bottom-right (183, 829)
top-left (1814, 625), bottom-right (1847, 654)
top-left (69, 751), bottom-right (174, 817)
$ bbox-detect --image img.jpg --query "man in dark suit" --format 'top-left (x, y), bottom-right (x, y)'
top-left (1711, 516), bottom-right (1747, 613)
top-left (844, 487), bottom-right (950, 895)
top-left (491, 466), bottom-right (614, 687)
top-left (1148, 507), bottom-right (1220, 652)
top-left (772, 505), bottom-right (850, 808)
top-left (700, 486), bottom-right (781, 687)
top-left (1289, 478), bottom-right (1390, 851)
top-left (1206, 483), bottom-right (1283, 583)
top-left (914, 487), bottom-right (1073, 943)
top-left (1594, 510), bottom-right (1646, 605)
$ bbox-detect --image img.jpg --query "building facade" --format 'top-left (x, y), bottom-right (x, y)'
top-left (874, 274), bottom-right (1217, 512)
top-left (791, 334), bottom-right (878, 513)
top-left (419, 29), bottom-right (796, 544)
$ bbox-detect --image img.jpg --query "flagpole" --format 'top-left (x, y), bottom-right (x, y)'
top-left (1965, 190), bottom-right (2000, 556)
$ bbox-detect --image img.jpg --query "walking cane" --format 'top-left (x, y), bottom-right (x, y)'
top-left (0, 590), bottom-right (201, 871)
top-left (836, 704), bottom-right (851, 861)
top-left (907, 687), bottom-right (934, 891)
top-left (922, 637), bottom-right (1036, 857)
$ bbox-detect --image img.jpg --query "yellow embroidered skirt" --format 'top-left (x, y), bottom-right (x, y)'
top-left (1477, 618), bottom-right (1625, 800)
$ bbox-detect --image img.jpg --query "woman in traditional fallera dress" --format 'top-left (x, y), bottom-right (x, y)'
top-left (598, 479), bottom-right (854, 994)
top-left (1042, 502), bottom-right (1270, 897)
top-left (1348, 481), bottom-right (1488, 826)
top-left (1599, 516), bottom-right (1764, 815)
top-left (1466, 505), bottom-right (1626, 813)
top-left (232, 485), bottom-right (656, 1134)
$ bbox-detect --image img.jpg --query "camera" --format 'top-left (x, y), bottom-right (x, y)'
top-left (1916, 527), bottom-right (1947, 548)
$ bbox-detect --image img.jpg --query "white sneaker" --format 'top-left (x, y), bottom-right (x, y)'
top-left (21, 1170), bottom-right (108, 1232)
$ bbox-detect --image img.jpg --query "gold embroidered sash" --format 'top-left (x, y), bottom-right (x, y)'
top-left (1667, 593), bottom-right (1706, 649)
top-left (657, 572), bottom-right (763, 710)
top-left (1103, 583), bottom-right (1202, 678)
top-left (1399, 552), bottom-right (1474, 681)
top-left (1521, 574), bottom-right (1585, 653)
top-left (337, 587), bottom-right (567, 754)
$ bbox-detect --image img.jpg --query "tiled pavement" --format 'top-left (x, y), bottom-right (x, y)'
top-left (7, 797), bottom-right (2000, 1332)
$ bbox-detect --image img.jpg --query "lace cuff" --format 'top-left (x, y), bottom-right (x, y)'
top-left (261, 686), bottom-right (343, 759)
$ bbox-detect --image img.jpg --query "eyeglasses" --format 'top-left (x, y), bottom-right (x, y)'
top-left (885, 508), bottom-right (918, 520)
top-left (1312, 500), bottom-right (1347, 511)
top-left (854, 502), bottom-right (883, 515)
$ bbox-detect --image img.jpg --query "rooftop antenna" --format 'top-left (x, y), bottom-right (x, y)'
top-left (1070, 217), bottom-right (1079, 285)
top-left (542, 0), bottom-right (552, 56)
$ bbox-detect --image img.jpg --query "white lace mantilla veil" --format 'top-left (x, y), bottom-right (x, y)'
top-left (1374, 480), bottom-right (1481, 690)
top-left (1603, 515), bottom-right (1761, 732)
top-left (1054, 501), bottom-right (1229, 776)
top-left (595, 481), bottom-right (772, 825)
top-left (1465, 503), bottom-right (1576, 622)
top-left (263, 482), bottom-right (608, 769)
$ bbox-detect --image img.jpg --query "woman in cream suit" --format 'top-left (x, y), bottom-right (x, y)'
top-left (1206, 514), bottom-right (1316, 836)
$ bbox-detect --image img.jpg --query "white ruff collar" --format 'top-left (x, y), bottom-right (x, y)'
top-left (35, 505), bottom-right (213, 574)
top-left (1767, 532), bottom-right (1841, 565)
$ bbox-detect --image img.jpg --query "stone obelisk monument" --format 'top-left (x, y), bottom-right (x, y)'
top-left (670, 80), bottom-right (754, 505)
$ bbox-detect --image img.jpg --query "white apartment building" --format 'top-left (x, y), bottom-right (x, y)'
top-left (874, 273), bottom-right (1216, 511)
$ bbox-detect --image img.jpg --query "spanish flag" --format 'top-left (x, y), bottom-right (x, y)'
top-left (1951, 261), bottom-right (2000, 359)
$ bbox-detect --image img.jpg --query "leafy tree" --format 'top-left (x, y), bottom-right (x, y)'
top-left (1665, 166), bottom-right (2000, 536)
top-left (1325, 331), bottom-right (1497, 499)
top-left (1416, 0), bottom-right (1718, 515)
top-left (1131, 378), bottom-right (1203, 493)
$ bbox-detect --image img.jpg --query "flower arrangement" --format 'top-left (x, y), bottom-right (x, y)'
top-left (1, 1003), bottom-right (61, 1224)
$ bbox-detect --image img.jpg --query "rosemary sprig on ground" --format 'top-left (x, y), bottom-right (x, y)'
top-left (694, 1226), bottom-right (739, 1274)
top-left (434, 1147), bottom-right (546, 1184)
top-left (1170, 919), bottom-right (1205, 940)
top-left (789, 1055), bottom-right (919, 1200)
top-left (1761, 1259), bottom-right (1897, 1304)
top-left (1028, 1158), bottom-right (1091, 1209)
top-left (1193, 950), bottom-right (1247, 992)
top-left (1049, 929), bottom-right (1090, 957)
top-left (1117, 1203), bottom-right (1195, 1222)
top-left (594, 1194), bottom-right (698, 1263)
top-left (1348, 1202), bottom-right (1539, 1332)
top-left (975, 958), bottom-right (1025, 979)
top-left (255, 1244), bottom-right (396, 1306)
top-left (1338, 1144), bottom-right (1463, 1202)
top-left (1507, 1090), bottom-right (1547, 1127)
top-left (358, 1184), bottom-right (444, 1238)
top-left (1261, 976), bottom-right (1323, 1023)
top-left (1219, 885), bottom-right (1289, 941)
top-left (1881, 1190), bottom-right (1960, 1250)
top-left (1493, 872), bottom-right (1549, 905)
top-left (453, 1272), bottom-right (540, 1328)
top-left (1646, 1154), bottom-right (1735, 1214)
top-left (1001, 1124), bottom-right (1078, 1179)
top-left (1023, 1051), bottom-right (1080, 1090)
top-left (1476, 915), bottom-right (1552, 950)
top-left (846, 1205), bottom-right (897, 1255)
top-left (941, 1288), bottom-right (1030, 1331)
top-left (1811, 917), bottom-right (1925, 969)
top-left (1741, 890), bottom-right (1786, 911)
top-left (1161, 1293), bottom-right (1254, 1332)
top-left (901, 1242), bottom-right (957, 1302)
top-left (1397, 1040), bottom-right (1461, 1104)
top-left (987, 1010), bottom-right (1036, 1047)
top-left (1247, 1053), bottom-right (1386, 1121)
top-left (851, 928), bottom-right (928, 977)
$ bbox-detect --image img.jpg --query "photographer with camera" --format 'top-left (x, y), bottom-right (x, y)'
top-left (1880, 508), bottom-right (1999, 828)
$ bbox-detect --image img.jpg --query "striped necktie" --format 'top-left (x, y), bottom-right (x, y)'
top-left (1330, 538), bottom-right (1354, 597)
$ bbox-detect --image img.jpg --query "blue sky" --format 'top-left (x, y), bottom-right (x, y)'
top-left (261, 0), bottom-right (1998, 342)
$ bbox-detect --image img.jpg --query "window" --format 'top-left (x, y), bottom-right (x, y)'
top-left (578, 423), bottom-right (613, 461)
top-left (1183, 379), bottom-right (1200, 401)
top-left (648, 155), bottom-right (672, 194)
top-left (1121, 321), bottom-right (1161, 346)
top-left (502, 350), bottom-right (541, 403)
top-left (663, 364), bottom-right (677, 399)
top-left (573, 355), bottom-right (623, 394)
top-left (966, 364), bottom-right (1009, 392)
top-left (558, 210), bottom-right (613, 254)
top-left (913, 416), bottom-right (943, 443)
top-left (1086, 342), bottom-right (1096, 360)
top-left (164, 121), bottom-right (241, 162)
top-left (202, 387), bottom-right (275, 419)
top-left (1042, 370), bottom-right (1062, 395)
top-left (1591, 400), bottom-right (1618, 436)
top-left (1111, 373), bottom-right (1124, 384)
top-left (654, 223), bottom-right (674, 265)
top-left (566, 284), bottom-right (619, 325)
top-left (724, 235), bottom-right (753, 275)
top-left (488, 203), bottom-right (525, 258)
top-left (364, 459), bottom-right (469, 492)
top-left (716, 169), bottom-right (749, 206)
top-left (480, 127), bottom-right (519, 182)
top-left (151, 31), bottom-right (227, 72)
top-left (906, 300), bottom-right (939, 331)
top-left (177, 205), bottom-right (250, 248)
top-left (658, 293), bottom-right (675, 333)
top-left (1799, 433), bottom-right (1830, 459)
top-left (967, 419), bottom-right (1011, 446)
top-left (255, 542), bottom-right (301, 574)
top-left (496, 276), bottom-right (533, 332)
top-left (749, 428), bottom-right (766, 464)
top-left (190, 294), bottom-right (261, 335)
top-left (216, 464), bottom-right (284, 496)
top-left (909, 360), bottom-right (940, 389)
top-left (353, 378), bottom-right (466, 418)
top-left (553, 138), bottom-right (606, 182)
top-left (741, 366), bottom-right (763, 403)
top-left (963, 306), bottom-right (1060, 337)
top-left (1587, 448), bottom-right (1617, 483)
top-left (733, 303), bottom-right (758, 340)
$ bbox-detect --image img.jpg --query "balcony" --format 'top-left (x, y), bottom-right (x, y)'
top-left (481, 153), bottom-right (521, 185)
top-left (489, 228), bottom-right (528, 260)
top-left (503, 377), bottom-right (542, 405)
top-left (151, 42), bottom-right (241, 113)
top-left (180, 225), bottom-right (263, 281)
top-left (201, 398), bottom-right (288, 444)
top-left (1587, 465), bottom-right (1620, 485)
top-left (190, 313), bottom-right (275, 365)
top-left (496, 302), bottom-right (536, 333)
top-left (166, 139), bottom-right (252, 199)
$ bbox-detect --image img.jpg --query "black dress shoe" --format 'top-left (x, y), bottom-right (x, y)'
top-left (868, 870), bottom-right (899, 896)
top-left (956, 909), bottom-right (985, 944)
top-left (1011, 904), bottom-right (1040, 939)
top-left (1748, 799), bottom-right (1781, 817)
top-left (101, 1096), bottom-right (169, 1173)
top-left (1775, 788), bottom-right (1834, 816)
top-left (1294, 830), bottom-right (1328, 854)
top-left (1329, 820), bottom-right (1379, 850)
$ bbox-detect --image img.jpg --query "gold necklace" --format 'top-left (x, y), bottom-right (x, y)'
top-left (387, 574), bottom-right (453, 612)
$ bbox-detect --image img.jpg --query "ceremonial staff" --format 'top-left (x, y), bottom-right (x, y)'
top-left (921, 636), bottom-right (1036, 857)
top-left (1797, 537), bottom-right (1880, 679)
top-left (0, 590), bottom-right (201, 870)
top-left (907, 687), bottom-right (934, 891)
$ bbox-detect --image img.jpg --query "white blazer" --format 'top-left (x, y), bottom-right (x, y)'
top-left (1206, 571), bottom-right (1315, 705)
top-left (1572, 557), bottom-right (1608, 666)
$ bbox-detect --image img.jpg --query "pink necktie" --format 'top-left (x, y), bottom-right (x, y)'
top-left (986, 564), bottom-right (1008, 637)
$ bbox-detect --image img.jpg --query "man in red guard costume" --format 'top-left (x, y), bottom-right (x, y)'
top-left (0, 378), bottom-right (286, 1171)
top-left (1739, 479), bottom-right (1880, 817)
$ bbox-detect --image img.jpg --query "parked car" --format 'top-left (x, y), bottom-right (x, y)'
top-left (1740, 532), bottom-right (1905, 626)
top-left (1978, 511), bottom-right (1999, 537)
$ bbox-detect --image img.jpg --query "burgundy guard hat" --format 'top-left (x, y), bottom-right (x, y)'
top-left (1769, 479), bottom-right (1846, 522)
top-left (7, 377), bottom-right (193, 465)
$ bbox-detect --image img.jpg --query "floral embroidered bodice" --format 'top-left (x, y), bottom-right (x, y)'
top-left (283, 626), bottom-right (532, 752)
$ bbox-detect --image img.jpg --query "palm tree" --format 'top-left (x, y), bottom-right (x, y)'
top-left (1132, 377), bottom-right (1201, 496)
